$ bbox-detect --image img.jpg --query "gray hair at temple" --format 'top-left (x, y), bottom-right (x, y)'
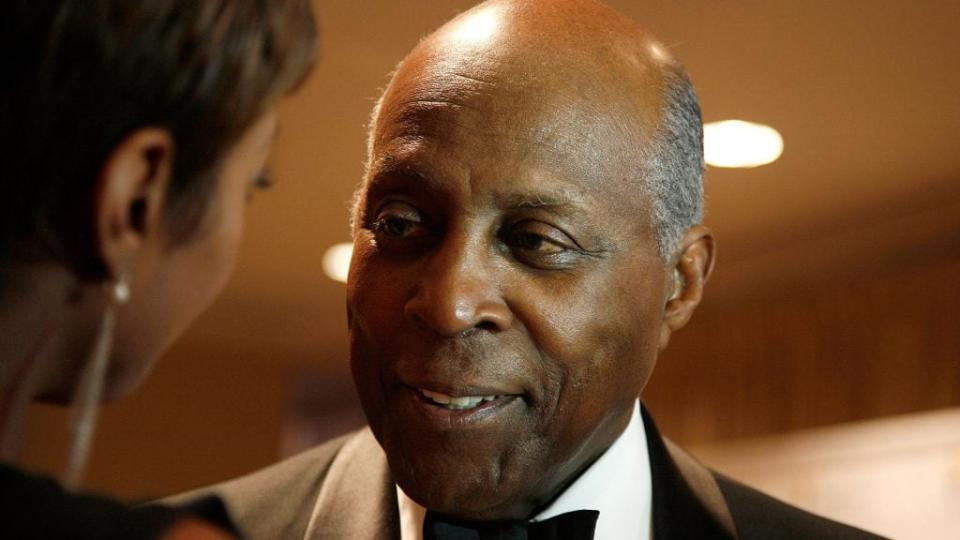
top-left (641, 69), bottom-right (705, 259)
top-left (358, 66), bottom-right (705, 261)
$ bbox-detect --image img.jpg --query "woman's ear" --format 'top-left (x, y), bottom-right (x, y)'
top-left (659, 224), bottom-right (716, 350)
top-left (94, 128), bottom-right (174, 283)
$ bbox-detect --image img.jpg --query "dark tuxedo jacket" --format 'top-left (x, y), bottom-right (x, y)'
top-left (169, 408), bottom-right (886, 539)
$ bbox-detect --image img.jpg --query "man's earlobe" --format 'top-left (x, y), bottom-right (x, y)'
top-left (659, 225), bottom-right (716, 350)
top-left (94, 128), bottom-right (174, 281)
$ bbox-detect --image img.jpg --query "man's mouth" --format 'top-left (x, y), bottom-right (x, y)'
top-left (398, 379), bottom-right (526, 427)
top-left (418, 388), bottom-right (502, 411)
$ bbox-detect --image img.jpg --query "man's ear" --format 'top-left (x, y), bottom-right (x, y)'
top-left (94, 128), bottom-right (174, 282)
top-left (659, 225), bottom-right (715, 350)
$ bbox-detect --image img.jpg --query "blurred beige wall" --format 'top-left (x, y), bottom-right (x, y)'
top-left (646, 256), bottom-right (960, 444)
top-left (691, 407), bottom-right (960, 540)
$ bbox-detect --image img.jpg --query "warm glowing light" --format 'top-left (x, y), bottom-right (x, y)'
top-left (451, 9), bottom-right (500, 44)
top-left (647, 42), bottom-right (671, 62)
top-left (703, 120), bottom-right (784, 168)
top-left (322, 243), bottom-right (353, 283)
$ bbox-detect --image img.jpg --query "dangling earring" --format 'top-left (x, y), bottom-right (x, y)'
top-left (63, 276), bottom-right (130, 491)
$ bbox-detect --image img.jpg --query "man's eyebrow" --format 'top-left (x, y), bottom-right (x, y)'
top-left (368, 154), bottom-right (428, 182)
top-left (367, 159), bottom-right (439, 193)
top-left (363, 159), bottom-right (442, 207)
top-left (498, 190), bottom-right (590, 215)
top-left (367, 153), bottom-right (593, 216)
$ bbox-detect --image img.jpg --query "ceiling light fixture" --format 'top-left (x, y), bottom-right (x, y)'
top-left (322, 243), bottom-right (353, 283)
top-left (703, 120), bottom-right (784, 168)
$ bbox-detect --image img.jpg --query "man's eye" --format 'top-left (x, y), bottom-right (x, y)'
top-left (510, 231), bottom-right (566, 255)
top-left (370, 201), bottom-right (428, 243)
top-left (374, 215), bottom-right (418, 237)
top-left (503, 221), bottom-right (581, 268)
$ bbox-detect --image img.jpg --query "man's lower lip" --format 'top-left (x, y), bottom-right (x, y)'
top-left (402, 386), bottom-right (521, 427)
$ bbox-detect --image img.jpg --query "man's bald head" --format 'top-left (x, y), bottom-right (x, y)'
top-left (365, 0), bottom-right (704, 258)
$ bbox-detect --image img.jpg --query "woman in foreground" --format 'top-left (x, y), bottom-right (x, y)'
top-left (0, 1), bottom-right (316, 537)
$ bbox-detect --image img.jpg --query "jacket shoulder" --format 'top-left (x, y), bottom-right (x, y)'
top-left (164, 431), bottom-right (356, 540)
top-left (714, 474), bottom-right (888, 539)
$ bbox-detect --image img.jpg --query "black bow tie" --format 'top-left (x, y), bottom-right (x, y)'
top-left (423, 509), bottom-right (600, 540)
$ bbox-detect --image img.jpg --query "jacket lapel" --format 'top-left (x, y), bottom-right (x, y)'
top-left (642, 406), bottom-right (738, 539)
top-left (302, 428), bottom-right (400, 540)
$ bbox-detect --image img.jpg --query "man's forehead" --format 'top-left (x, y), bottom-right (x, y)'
top-left (375, 67), bottom-right (538, 142)
top-left (372, 44), bottom-right (671, 195)
top-left (372, 79), bottom-right (650, 187)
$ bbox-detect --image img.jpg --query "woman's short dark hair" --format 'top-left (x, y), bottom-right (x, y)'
top-left (0, 0), bottom-right (317, 279)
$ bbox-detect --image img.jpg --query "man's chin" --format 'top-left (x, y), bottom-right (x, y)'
top-left (401, 482), bottom-right (532, 521)
top-left (391, 453), bottom-right (540, 521)
top-left (373, 394), bottom-right (559, 519)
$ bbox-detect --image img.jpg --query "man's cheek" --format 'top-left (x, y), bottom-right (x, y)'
top-left (350, 280), bottom-right (403, 333)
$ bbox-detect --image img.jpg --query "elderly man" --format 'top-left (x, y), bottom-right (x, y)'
top-left (175, 1), bottom-right (884, 538)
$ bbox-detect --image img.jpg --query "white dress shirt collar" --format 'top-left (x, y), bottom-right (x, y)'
top-left (397, 400), bottom-right (652, 540)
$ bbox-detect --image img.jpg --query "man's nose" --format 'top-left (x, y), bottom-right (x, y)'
top-left (404, 237), bottom-right (512, 337)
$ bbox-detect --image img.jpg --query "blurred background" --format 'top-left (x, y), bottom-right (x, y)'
top-left (22, 1), bottom-right (959, 538)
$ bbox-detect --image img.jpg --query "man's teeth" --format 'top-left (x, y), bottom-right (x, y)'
top-left (420, 389), bottom-right (499, 410)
